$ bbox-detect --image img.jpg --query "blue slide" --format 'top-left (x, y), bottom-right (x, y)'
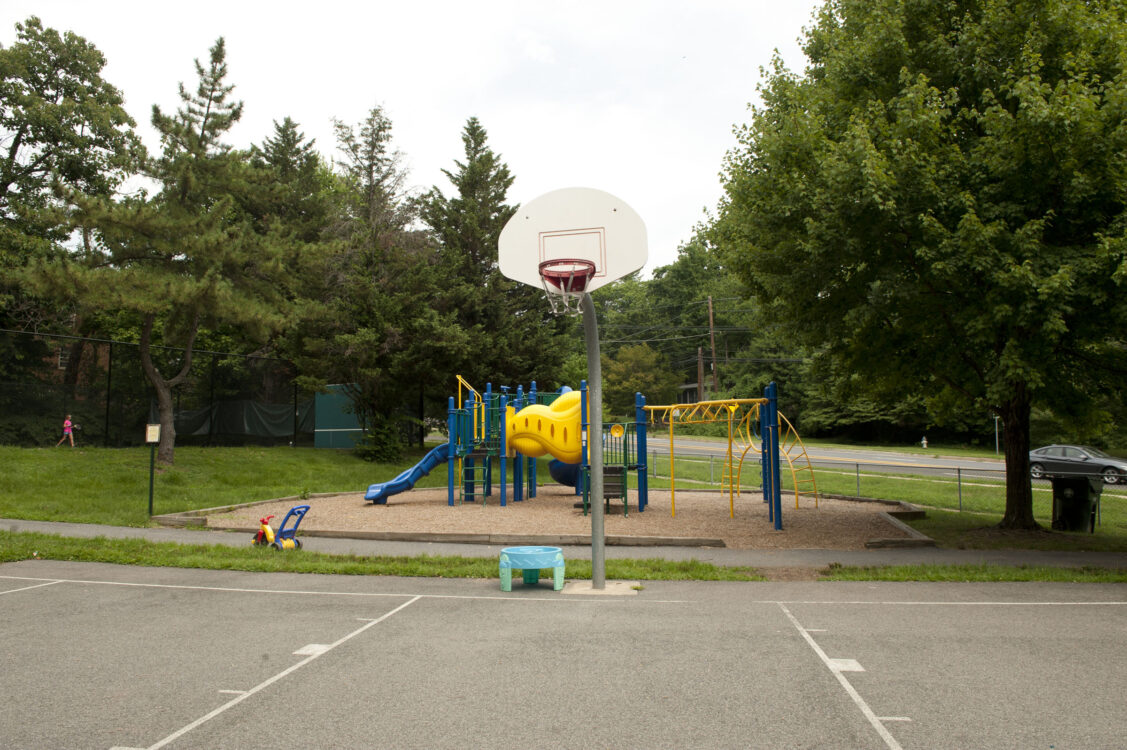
top-left (548, 458), bottom-right (580, 487)
top-left (365, 443), bottom-right (450, 504)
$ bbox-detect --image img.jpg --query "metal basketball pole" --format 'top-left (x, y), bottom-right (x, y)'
top-left (580, 293), bottom-right (606, 589)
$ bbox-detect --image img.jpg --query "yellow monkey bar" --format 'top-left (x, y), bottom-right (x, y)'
top-left (644, 398), bottom-right (819, 516)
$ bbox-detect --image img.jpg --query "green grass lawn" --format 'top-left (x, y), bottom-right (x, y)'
top-left (0, 531), bottom-right (763, 581)
top-left (820, 562), bottom-right (1127, 582)
top-left (646, 451), bottom-right (1127, 552)
top-left (0, 444), bottom-right (445, 526)
top-left (2, 444), bottom-right (1125, 580)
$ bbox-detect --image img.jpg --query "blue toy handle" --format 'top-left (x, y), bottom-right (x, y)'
top-left (276, 504), bottom-right (310, 540)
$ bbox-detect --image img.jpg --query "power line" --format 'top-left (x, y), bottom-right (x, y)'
top-left (602, 333), bottom-right (710, 345)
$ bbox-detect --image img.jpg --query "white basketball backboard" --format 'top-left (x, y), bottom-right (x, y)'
top-left (498, 187), bottom-right (647, 293)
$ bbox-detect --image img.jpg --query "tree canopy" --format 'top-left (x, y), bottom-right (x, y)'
top-left (711, 0), bottom-right (1127, 527)
top-left (52, 38), bottom-right (295, 463)
top-left (0, 16), bottom-right (140, 380)
top-left (420, 117), bottom-right (571, 392)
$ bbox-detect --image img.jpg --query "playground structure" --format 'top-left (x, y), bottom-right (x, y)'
top-left (644, 381), bottom-right (819, 531)
top-left (442, 378), bottom-right (650, 512)
top-left (365, 376), bottom-right (648, 509)
top-left (364, 376), bottom-right (812, 531)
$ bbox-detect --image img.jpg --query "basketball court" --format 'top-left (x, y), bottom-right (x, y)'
top-left (2, 559), bottom-right (1125, 749)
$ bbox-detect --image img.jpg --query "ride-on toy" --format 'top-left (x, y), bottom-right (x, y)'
top-left (251, 504), bottom-right (310, 550)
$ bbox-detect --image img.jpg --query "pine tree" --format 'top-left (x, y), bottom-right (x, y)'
top-left (57, 38), bottom-right (294, 464)
top-left (251, 117), bottom-right (329, 242)
top-left (420, 117), bottom-right (569, 390)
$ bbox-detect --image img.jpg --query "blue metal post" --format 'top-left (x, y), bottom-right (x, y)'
top-left (766, 381), bottom-right (782, 530)
top-left (579, 379), bottom-right (589, 504)
top-left (499, 394), bottom-right (507, 507)
top-left (513, 386), bottom-right (524, 502)
top-left (528, 381), bottom-right (538, 498)
top-left (484, 383), bottom-right (493, 497)
top-left (635, 392), bottom-right (648, 512)
top-left (447, 396), bottom-right (456, 506)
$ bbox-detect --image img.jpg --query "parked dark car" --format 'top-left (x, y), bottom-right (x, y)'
top-left (1029, 445), bottom-right (1127, 484)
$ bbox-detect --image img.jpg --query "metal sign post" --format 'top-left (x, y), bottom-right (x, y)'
top-left (145, 424), bottom-right (161, 516)
top-left (580, 294), bottom-right (605, 589)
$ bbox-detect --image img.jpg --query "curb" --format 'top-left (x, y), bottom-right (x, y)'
top-left (867, 505), bottom-right (936, 548)
top-left (153, 493), bottom-right (935, 551)
top-left (152, 492), bottom-right (346, 528)
top-left (201, 524), bottom-right (727, 548)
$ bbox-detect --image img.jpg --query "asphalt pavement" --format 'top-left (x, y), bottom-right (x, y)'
top-left (2, 559), bottom-right (1125, 749)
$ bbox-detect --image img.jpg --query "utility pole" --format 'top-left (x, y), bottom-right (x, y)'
top-left (697, 347), bottom-right (705, 402)
top-left (707, 296), bottom-right (719, 392)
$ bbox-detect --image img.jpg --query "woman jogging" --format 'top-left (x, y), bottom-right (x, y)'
top-left (56, 414), bottom-right (75, 447)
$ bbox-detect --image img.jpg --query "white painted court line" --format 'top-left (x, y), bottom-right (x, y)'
top-left (293, 643), bottom-right (331, 656)
top-left (0, 579), bottom-right (62, 595)
top-left (140, 595), bottom-right (421, 750)
top-left (828, 658), bottom-right (865, 673)
top-left (0, 574), bottom-right (686, 603)
top-left (761, 599), bottom-right (1127, 606)
top-left (779, 603), bottom-right (905, 750)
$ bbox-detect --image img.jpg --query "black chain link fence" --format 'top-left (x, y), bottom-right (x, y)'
top-left (1, 330), bottom-right (315, 448)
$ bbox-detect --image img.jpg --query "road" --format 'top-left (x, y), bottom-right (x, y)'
top-left (657, 437), bottom-right (1006, 479)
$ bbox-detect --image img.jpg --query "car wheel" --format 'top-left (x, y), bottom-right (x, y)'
top-left (1102, 467), bottom-right (1122, 485)
top-left (1030, 463), bottom-right (1045, 480)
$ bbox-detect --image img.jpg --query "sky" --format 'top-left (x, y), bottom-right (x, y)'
top-left (5, 1), bottom-right (822, 276)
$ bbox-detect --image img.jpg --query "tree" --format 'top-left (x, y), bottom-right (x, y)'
top-left (0, 17), bottom-right (138, 244)
top-left (711, 0), bottom-right (1127, 529)
top-left (285, 107), bottom-right (472, 452)
top-left (332, 105), bottom-right (410, 234)
top-left (602, 343), bottom-right (681, 418)
top-left (420, 117), bottom-right (515, 280)
top-left (419, 117), bottom-right (569, 392)
top-left (0, 16), bottom-right (139, 380)
top-left (53, 38), bottom-right (293, 463)
top-left (250, 116), bottom-right (331, 243)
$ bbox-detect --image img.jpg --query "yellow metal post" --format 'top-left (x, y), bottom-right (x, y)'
top-left (726, 403), bottom-right (737, 518)
top-left (668, 414), bottom-right (675, 517)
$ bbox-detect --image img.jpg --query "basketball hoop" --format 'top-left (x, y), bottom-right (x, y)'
top-left (538, 259), bottom-right (595, 315)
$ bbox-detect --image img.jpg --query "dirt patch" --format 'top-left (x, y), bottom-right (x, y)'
top-left (958, 525), bottom-right (1058, 546)
top-left (758, 566), bottom-right (825, 582)
top-left (205, 484), bottom-right (910, 551)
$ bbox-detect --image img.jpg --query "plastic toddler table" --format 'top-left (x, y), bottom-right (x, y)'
top-left (499, 546), bottom-right (565, 591)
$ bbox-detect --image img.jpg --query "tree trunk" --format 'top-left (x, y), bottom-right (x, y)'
top-left (418, 385), bottom-right (425, 448)
top-left (151, 376), bottom-right (177, 464)
top-left (138, 312), bottom-right (200, 465)
top-left (997, 383), bottom-right (1039, 530)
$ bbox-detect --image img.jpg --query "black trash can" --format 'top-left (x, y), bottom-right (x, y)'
top-left (1050, 476), bottom-right (1101, 533)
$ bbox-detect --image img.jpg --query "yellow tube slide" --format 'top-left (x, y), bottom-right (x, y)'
top-left (506, 390), bottom-right (584, 464)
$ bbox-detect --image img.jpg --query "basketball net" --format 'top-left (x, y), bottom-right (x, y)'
top-left (538, 259), bottom-right (595, 316)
